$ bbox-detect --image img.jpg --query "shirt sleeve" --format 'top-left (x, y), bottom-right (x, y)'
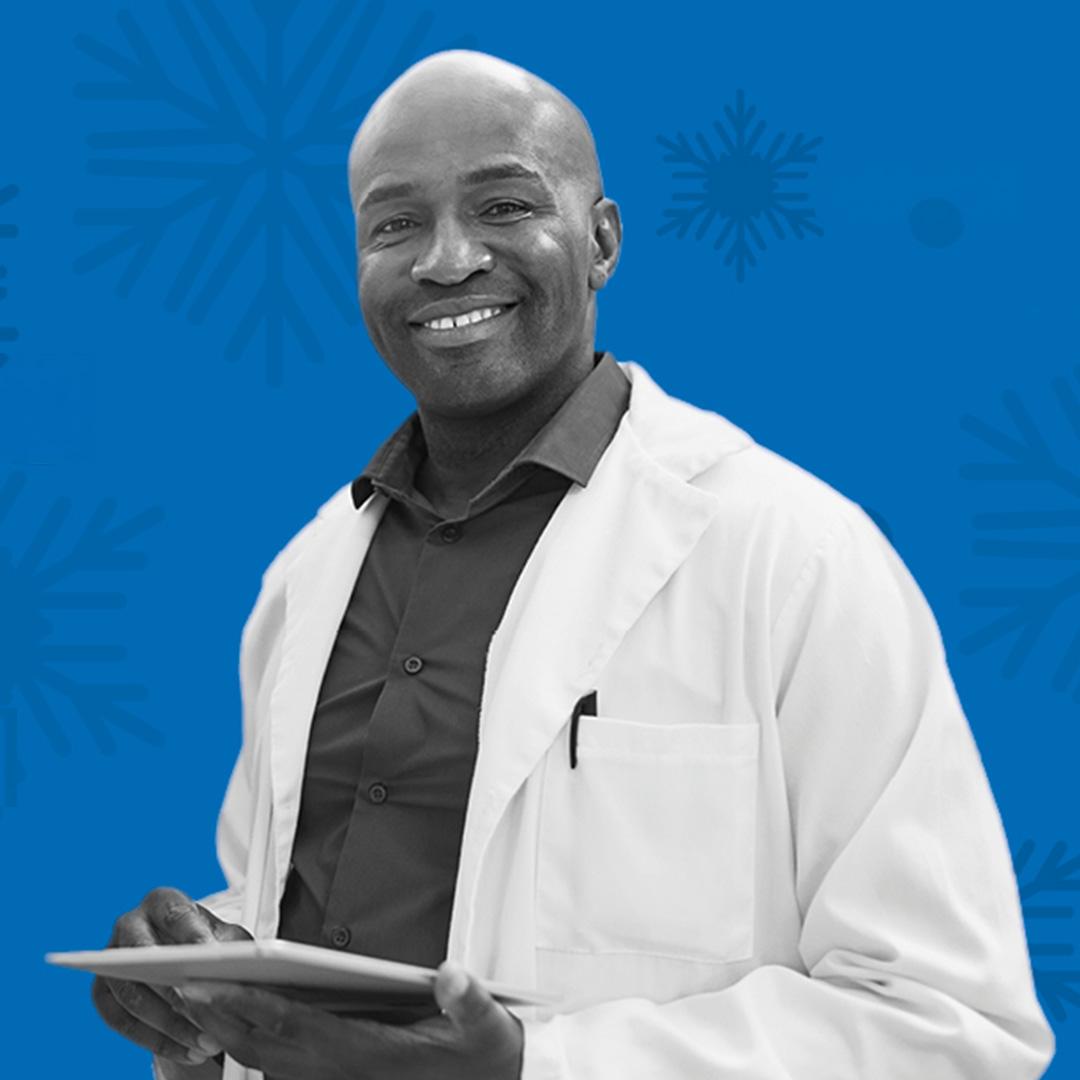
top-left (519, 508), bottom-right (1055, 1079)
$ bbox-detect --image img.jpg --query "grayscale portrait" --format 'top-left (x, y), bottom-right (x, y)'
top-left (77, 49), bottom-right (1054, 1080)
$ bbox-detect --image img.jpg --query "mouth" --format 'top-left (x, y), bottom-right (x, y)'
top-left (409, 303), bottom-right (518, 343)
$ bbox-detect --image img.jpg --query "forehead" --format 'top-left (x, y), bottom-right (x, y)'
top-left (350, 87), bottom-right (571, 204)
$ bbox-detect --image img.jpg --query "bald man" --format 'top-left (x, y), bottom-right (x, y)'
top-left (92, 50), bottom-right (1053, 1080)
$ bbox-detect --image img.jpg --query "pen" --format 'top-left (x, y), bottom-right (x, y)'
top-left (569, 690), bottom-right (597, 769)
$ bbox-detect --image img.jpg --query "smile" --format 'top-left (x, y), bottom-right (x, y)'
top-left (421, 306), bottom-right (506, 331)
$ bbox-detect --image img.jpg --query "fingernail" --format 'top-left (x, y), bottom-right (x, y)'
top-left (186, 1050), bottom-right (210, 1065)
top-left (444, 967), bottom-right (469, 998)
top-left (197, 1034), bottom-right (223, 1055)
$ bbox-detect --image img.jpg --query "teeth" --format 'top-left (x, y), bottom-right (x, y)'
top-left (423, 306), bottom-right (503, 330)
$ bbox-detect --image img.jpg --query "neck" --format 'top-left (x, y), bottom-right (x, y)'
top-left (414, 348), bottom-right (596, 518)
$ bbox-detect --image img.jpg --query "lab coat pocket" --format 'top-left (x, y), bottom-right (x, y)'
top-left (536, 718), bottom-right (759, 964)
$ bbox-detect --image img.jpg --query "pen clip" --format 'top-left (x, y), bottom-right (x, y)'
top-left (569, 691), bottom-right (597, 770)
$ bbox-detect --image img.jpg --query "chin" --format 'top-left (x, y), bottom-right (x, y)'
top-left (423, 375), bottom-right (537, 418)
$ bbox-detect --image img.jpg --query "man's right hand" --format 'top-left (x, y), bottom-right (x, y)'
top-left (91, 887), bottom-right (252, 1071)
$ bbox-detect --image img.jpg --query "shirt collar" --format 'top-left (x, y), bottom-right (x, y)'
top-left (350, 352), bottom-right (630, 510)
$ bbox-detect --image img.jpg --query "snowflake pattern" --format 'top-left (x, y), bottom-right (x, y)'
top-left (657, 90), bottom-right (823, 282)
top-left (0, 472), bottom-right (165, 809)
top-left (74, 2), bottom-right (475, 385)
top-left (1015, 839), bottom-right (1080, 1023)
top-left (959, 369), bottom-right (1080, 693)
top-left (0, 183), bottom-right (17, 367)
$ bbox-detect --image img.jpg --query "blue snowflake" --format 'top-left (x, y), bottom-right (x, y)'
top-left (657, 90), bottom-right (823, 282)
top-left (959, 369), bottom-right (1080, 693)
top-left (1015, 839), bottom-right (1080, 1023)
top-left (0, 472), bottom-right (166, 809)
top-left (0, 182), bottom-right (17, 367)
top-left (74, 2), bottom-right (475, 386)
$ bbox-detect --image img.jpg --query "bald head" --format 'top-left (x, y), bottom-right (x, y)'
top-left (348, 50), bottom-right (603, 212)
top-left (348, 49), bottom-right (623, 420)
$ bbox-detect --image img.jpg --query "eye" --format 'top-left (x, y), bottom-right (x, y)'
top-left (482, 200), bottom-right (531, 219)
top-left (374, 216), bottom-right (416, 237)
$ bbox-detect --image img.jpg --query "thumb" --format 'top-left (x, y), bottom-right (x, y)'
top-left (434, 962), bottom-right (499, 1031)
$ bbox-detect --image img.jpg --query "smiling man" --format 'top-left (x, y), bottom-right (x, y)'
top-left (349, 51), bottom-right (618, 521)
top-left (92, 50), bottom-right (1053, 1080)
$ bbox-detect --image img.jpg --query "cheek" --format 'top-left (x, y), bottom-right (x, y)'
top-left (356, 284), bottom-right (381, 342)
top-left (357, 263), bottom-right (401, 337)
top-left (531, 232), bottom-right (591, 304)
top-left (357, 256), bottom-right (380, 304)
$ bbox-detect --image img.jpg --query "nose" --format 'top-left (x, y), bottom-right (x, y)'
top-left (410, 215), bottom-right (494, 285)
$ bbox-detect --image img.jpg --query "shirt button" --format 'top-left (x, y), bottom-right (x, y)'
top-left (368, 782), bottom-right (389, 804)
top-left (402, 655), bottom-right (424, 675)
top-left (439, 523), bottom-right (463, 543)
top-left (329, 925), bottom-right (351, 949)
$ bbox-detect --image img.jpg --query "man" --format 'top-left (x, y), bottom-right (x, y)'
top-left (92, 50), bottom-right (1055, 1079)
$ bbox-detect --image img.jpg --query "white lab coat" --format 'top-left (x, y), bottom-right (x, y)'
top-left (198, 361), bottom-right (1054, 1079)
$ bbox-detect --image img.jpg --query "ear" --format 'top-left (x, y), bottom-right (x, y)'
top-left (588, 197), bottom-right (622, 291)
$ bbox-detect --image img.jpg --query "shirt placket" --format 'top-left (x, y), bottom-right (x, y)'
top-left (319, 506), bottom-right (470, 958)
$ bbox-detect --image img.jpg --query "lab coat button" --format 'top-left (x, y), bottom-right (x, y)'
top-left (439, 523), bottom-right (462, 543)
top-left (329, 926), bottom-right (351, 949)
top-left (403, 655), bottom-right (424, 675)
top-left (368, 782), bottom-right (389, 804)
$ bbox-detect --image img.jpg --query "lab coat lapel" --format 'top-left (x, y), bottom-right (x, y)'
top-left (265, 490), bottom-right (388, 911)
top-left (451, 379), bottom-right (729, 964)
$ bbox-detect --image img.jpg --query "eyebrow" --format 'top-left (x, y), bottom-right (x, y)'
top-left (462, 162), bottom-right (546, 186)
top-left (357, 162), bottom-right (551, 214)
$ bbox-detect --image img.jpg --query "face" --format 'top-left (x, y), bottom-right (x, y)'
top-left (351, 86), bottom-right (615, 418)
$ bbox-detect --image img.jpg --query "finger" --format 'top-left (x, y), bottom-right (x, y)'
top-left (178, 981), bottom-right (329, 1036)
top-left (178, 1002), bottom-right (265, 1073)
top-left (101, 902), bottom-right (226, 1059)
top-left (105, 976), bottom-right (223, 1056)
top-left (105, 914), bottom-right (214, 1035)
top-left (176, 985), bottom-right (258, 1038)
top-left (153, 980), bottom-right (196, 1016)
top-left (434, 963), bottom-right (503, 1033)
top-left (92, 976), bottom-right (218, 1066)
top-left (176, 983), bottom-right (331, 1077)
top-left (109, 907), bottom-right (160, 948)
top-left (142, 888), bottom-right (218, 945)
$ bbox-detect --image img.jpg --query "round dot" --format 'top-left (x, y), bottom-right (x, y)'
top-left (909, 198), bottom-right (964, 248)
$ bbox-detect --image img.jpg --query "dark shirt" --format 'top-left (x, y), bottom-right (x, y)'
top-left (277, 352), bottom-right (630, 970)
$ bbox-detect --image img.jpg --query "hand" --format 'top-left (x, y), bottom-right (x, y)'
top-left (91, 887), bottom-right (253, 1071)
top-left (174, 960), bottom-right (525, 1080)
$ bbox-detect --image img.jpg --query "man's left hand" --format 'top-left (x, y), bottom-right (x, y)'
top-left (173, 961), bottom-right (524, 1080)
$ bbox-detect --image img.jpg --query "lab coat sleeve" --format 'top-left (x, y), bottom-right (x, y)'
top-left (520, 508), bottom-right (1055, 1079)
top-left (193, 758), bottom-right (250, 928)
top-left (196, 560), bottom-right (287, 933)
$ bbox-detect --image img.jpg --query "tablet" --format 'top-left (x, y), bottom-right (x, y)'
top-left (46, 939), bottom-right (557, 1011)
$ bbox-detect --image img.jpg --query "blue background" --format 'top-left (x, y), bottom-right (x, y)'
top-left (1, 1), bottom-right (1077, 1075)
